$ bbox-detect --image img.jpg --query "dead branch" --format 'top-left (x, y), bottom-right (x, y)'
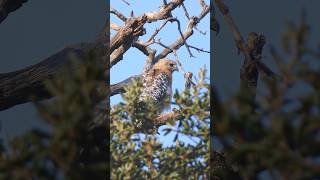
top-left (0, 0), bottom-right (28, 24)
top-left (214, 0), bottom-right (274, 99)
top-left (144, 0), bottom-right (184, 22)
top-left (132, 40), bottom-right (157, 75)
top-left (152, 5), bottom-right (210, 65)
top-left (181, 3), bottom-right (190, 20)
top-left (171, 18), bottom-right (194, 57)
top-left (110, 15), bottom-right (147, 55)
top-left (145, 16), bottom-right (195, 58)
top-left (0, 20), bottom-right (107, 111)
top-left (110, 0), bottom-right (189, 67)
top-left (110, 22), bottom-right (120, 31)
top-left (154, 108), bottom-right (183, 128)
top-left (0, 43), bottom-right (94, 111)
top-left (110, 75), bottom-right (139, 96)
top-left (132, 40), bottom-right (156, 57)
top-left (184, 72), bottom-right (195, 89)
top-left (146, 17), bottom-right (175, 43)
top-left (121, 0), bottom-right (130, 6)
top-left (189, 45), bottom-right (210, 53)
top-left (198, 0), bottom-right (206, 9)
top-left (181, 2), bottom-right (206, 35)
top-left (110, 7), bottom-right (127, 22)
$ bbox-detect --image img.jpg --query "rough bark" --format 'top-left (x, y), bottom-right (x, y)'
top-left (0, 41), bottom-right (105, 111)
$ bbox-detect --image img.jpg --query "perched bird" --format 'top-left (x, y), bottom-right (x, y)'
top-left (139, 58), bottom-right (178, 113)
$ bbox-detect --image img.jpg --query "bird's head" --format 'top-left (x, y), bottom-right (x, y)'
top-left (155, 59), bottom-right (179, 73)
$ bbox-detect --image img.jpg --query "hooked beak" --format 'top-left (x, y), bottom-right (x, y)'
top-left (174, 66), bottom-right (179, 72)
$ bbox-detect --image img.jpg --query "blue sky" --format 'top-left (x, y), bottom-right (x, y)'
top-left (110, 0), bottom-right (210, 147)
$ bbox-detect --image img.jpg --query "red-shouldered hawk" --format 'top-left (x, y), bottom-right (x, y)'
top-left (139, 58), bottom-right (178, 113)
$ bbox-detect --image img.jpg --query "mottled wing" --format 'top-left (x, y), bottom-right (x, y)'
top-left (139, 72), bottom-right (169, 102)
top-left (142, 68), bottom-right (155, 88)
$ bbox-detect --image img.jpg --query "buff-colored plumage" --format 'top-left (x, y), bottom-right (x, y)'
top-left (139, 59), bottom-right (178, 113)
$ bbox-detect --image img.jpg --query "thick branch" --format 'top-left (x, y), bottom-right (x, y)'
top-left (0, 42), bottom-right (106, 111)
top-left (110, 75), bottom-right (139, 96)
top-left (110, 15), bottom-right (147, 55)
top-left (144, 0), bottom-right (184, 22)
top-left (0, 0), bottom-right (27, 24)
top-left (214, 0), bottom-right (274, 100)
top-left (154, 108), bottom-right (183, 128)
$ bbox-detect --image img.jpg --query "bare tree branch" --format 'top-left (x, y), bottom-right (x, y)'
top-left (110, 22), bottom-right (120, 31)
top-left (171, 17), bottom-right (194, 57)
top-left (0, 42), bottom-right (100, 111)
top-left (0, 20), bottom-right (107, 111)
top-left (181, 3), bottom-right (190, 20)
top-left (110, 75), bottom-right (139, 96)
top-left (146, 17), bottom-right (175, 43)
top-left (110, 15), bottom-right (147, 54)
top-left (121, 0), bottom-right (130, 6)
top-left (110, 0), bottom-right (190, 67)
top-left (189, 45), bottom-right (210, 53)
top-left (0, 0), bottom-right (27, 24)
top-left (154, 108), bottom-right (183, 128)
top-left (214, 0), bottom-right (274, 100)
top-left (154, 12), bottom-right (208, 63)
top-left (110, 7), bottom-right (127, 22)
top-left (144, 0), bottom-right (184, 22)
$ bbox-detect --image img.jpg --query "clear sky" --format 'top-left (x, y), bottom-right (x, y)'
top-left (110, 0), bottom-right (210, 147)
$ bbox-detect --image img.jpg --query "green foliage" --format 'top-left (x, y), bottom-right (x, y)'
top-left (111, 67), bottom-right (210, 179)
top-left (0, 52), bottom-right (107, 179)
top-left (121, 78), bottom-right (160, 133)
top-left (213, 15), bottom-right (320, 179)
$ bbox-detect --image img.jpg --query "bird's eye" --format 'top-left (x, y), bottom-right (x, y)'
top-left (169, 63), bottom-right (174, 67)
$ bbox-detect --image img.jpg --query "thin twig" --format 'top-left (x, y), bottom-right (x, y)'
top-left (147, 17), bottom-right (194, 58)
top-left (172, 50), bottom-right (186, 74)
top-left (155, 38), bottom-right (171, 50)
top-left (199, 0), bottom-right (206, 9)
top-left (121, 0), bottom-right (130, 5)
top-left (181, 2), bottom-right (206, 35)
top-left (172, 50), bottom-right (196, 88)
top-left (189, 45), bottom-right (210, 53)
top-left (194, 26), bottom-right (207, 35)
top-left (181, 3), bottom-right (190, 20)
top-left (146, 17), bottom-right (175, 43)
top-left (171, 18), bottom-right (194, 57)
top-left (154, 6), bottom-right (210, 63)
